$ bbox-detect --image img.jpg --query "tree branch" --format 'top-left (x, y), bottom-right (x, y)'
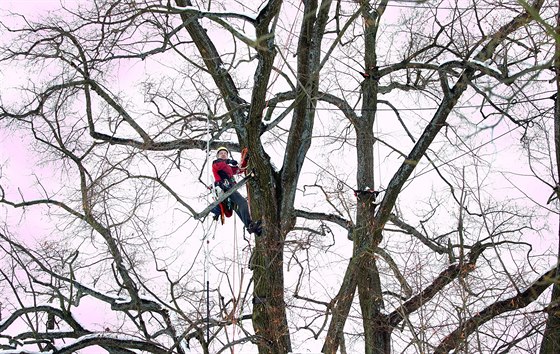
top-left (434, 266), bottom-right (558, 354)
top-left (388, 243), bottom-right (486, 327)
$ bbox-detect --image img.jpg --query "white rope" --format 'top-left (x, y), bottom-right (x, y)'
top-left (204, 111), bottom-right (212, 346)
top-left (231, 213), bottom-right (238, 352)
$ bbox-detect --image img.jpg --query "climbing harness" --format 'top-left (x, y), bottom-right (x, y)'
top-left (196, 171), bottom-right (255, 221)
top-left (213, 183), bottom-right (233, 224)
top-left (200, 147), bottom-right (253, 224)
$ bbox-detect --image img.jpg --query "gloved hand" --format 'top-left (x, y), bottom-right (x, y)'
top-left (216, 179), bottom-right (232, 191)
top-left (227, 159), bottom-right (238, 166)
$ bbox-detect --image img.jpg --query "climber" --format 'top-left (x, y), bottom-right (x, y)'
top-left (210, 146), bottom-right (262, 236)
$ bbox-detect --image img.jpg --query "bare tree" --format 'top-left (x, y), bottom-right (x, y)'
top-left (0, 0), bottom-right (558, 353)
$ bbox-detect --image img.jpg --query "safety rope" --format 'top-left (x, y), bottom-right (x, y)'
top-left (204, 111), bottom-right (212, 349)
top-left (231, 215), bottom-right (238, 353)
top-left (201, 119), bottom-right (253, 353)
top-left (203, 223), bottom-right (216, 350)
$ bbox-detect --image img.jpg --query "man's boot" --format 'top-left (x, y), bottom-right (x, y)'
top-left (247, 220), bottom-right (262, 236)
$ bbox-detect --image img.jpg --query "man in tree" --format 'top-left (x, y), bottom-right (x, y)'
top-left (211, 147), bottom-right (262, 235)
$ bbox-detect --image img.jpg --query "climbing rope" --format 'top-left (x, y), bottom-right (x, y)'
top-left (231, 216), bottom-right (238, 353)
top-left (202, 114), bottom-right (250, 352)
top-left (204, 111), bottom-right (213, 348)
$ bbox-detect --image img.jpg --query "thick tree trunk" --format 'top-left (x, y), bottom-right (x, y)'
top-left (174, 0), bottom-right (292, 351)
top-left (249, 140), bottom-right (292, 354)
top-left (539, 228), bottom-right (560, 354)
top-left (540, 3), bottom-right (560, 351)
top-left (357, 255), bottom-right (389, 354)
top-left (354, 186), bottom-right (388, 354)
top-left (251, 228), bottom-right (291, 353)
top-left (355, 2), bottom-right (390, 352)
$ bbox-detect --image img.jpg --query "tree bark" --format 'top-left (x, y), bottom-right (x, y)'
top-left (539, 2), bottom-right (560, 352)
top-left (355, 2), bottom-right (390, 352)
top-left (539, 226), bottom-right (560, 354)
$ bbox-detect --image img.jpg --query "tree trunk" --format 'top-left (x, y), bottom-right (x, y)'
top-left (354, 186), bottom-right (388, 354)
top-left (540, 3), bottom-right (560, 351)
top-left (538, 227), bottom-right (560, 353)
top-left (355, 2), bottom-right (390, 352)
top-left (357, 255), bottom-right (389, 354)
top-left (251, 228), bottom-right (291, 353)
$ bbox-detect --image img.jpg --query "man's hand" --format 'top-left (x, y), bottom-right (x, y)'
top-left (227, 159), bottom-right (238, 166)
top-left (216, 179), bottom-right (232, 191)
